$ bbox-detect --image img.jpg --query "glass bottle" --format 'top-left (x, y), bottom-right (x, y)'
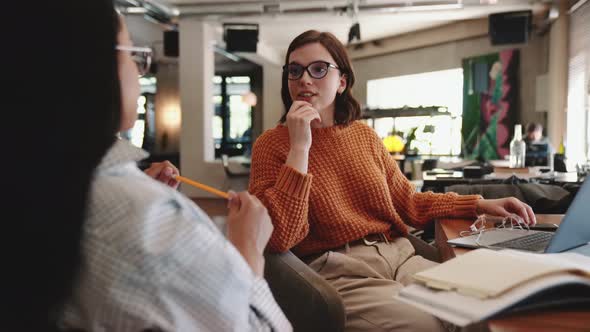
top-left (509, 124), bottom-right (526, 168)
top-left (558, 139), bottom-right (566, 155)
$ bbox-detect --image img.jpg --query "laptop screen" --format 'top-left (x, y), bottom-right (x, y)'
top-left (545, 179), bottom-right (590, 253)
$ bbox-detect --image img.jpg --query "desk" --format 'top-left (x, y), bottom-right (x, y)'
top-left (435, 215), bottom-right (590, 331)
top-left (228, 155), bottom-right (251, 168)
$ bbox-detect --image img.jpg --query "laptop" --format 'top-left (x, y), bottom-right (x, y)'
top-left (447, 179), bottom-right (590, 256)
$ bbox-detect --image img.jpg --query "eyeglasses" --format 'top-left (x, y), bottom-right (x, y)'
top-left (283, 61), bottom-right (340, 80)
top-left (116, 45), bottom-right (153, 76)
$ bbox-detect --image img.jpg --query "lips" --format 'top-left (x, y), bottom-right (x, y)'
top-left (295, 91), bottom-right (317, 102)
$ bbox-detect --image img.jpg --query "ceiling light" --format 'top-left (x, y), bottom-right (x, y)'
top-left (390, 3), bottom-right (464, 12)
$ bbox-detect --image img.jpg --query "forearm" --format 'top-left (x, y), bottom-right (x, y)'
top-left (285, 147), bottom-right (309, 174)
top-left (232, 243), bottom-right (265, 277)
top-left (261, 187), bottom-right (311, 252)
top-left (250, 141), bottom-right (312, 252)
top-left (384, 150), bottom-right (479, 226)
top-left (397, 191), bottom-right (480, 227)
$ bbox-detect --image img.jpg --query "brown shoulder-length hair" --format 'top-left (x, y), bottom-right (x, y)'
top-left (280, 30), bottom-right (361, 125)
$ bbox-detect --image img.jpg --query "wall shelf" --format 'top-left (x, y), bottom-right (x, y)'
top-left (361, 106), bottom-right (450, 119)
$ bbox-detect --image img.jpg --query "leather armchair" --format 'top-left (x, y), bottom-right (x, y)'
top-left (263, 233), bottom-right (440, 332)
top-left (264, 250), bottom-right (346, 332)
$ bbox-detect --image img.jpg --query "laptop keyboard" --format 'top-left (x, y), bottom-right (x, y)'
top-left (492, 231), bottom-right (554, 252)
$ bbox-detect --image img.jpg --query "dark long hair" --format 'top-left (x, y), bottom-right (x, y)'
top-left (3, 0), bottom-right (121, 330)
top-left (280, 30), bottom-right (361, 125)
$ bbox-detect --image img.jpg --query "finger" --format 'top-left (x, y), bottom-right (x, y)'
top-left (237, 191), bottom-right (253, 206)
top-left (227, 190), bottom-right (240, 209)
top-left (297, 108), bottom-right (321, 123)
top-left (162, 160), bottom-right (180, 176)
top-left (507, 198), bottom-right (531, 225)
top-left (511, 200), bottom-right (531, 225)
top-left (287, 103), bottom-right (311, 118)
top-left (291, 100), bottom-right (312, 110)
top-left (167, 178), bottom-right (180, 189)
top-left (143, 164), bottom-right (161, 178)
top-left (249, 194), bottom-right (262, 205)
top-left (299, 106), bottom-right (321, 118)
top-left (290, 104), bottom-right (318, 117)
top-left (155, 171), bottom-right (171, 185)
top-left (524, 203), bottom-right (536, 225)
top-left (248, 194), bottom-right (265, 210)
top-left (300, 112), bottom-right (321, 125)
top-left (157, 166), bottom-right (174, 181)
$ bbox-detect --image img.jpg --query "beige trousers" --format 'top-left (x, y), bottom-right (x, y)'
top-left (304, 237), bottom-right (447, 332)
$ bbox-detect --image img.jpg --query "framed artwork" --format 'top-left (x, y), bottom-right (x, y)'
top-left (462, 49), bottom-right (519, 160)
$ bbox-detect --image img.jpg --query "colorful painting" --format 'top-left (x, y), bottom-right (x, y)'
top-left (461, 49), bottom-right (519, 160)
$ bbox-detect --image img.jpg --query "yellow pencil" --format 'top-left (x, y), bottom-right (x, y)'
top-left (174, 175), bottom-right (230, 199)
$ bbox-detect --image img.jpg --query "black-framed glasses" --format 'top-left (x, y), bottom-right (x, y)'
top-left (116, 45), bottom-right (153, 76)
top-left (283, 61), bottom-right (340, 80)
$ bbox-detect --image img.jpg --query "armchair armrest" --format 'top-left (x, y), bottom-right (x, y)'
top-left (264, 251), bottom-right (346, 332)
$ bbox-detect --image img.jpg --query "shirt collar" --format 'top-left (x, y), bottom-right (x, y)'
top-left (96, 138), bottom-right (149, 172)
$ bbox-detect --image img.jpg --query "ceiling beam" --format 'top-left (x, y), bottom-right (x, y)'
top-left (347, 18), bottom-right (489, 60)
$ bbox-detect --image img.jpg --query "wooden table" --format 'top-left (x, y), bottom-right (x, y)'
top-left (435, 215), bottom-right (590, 331)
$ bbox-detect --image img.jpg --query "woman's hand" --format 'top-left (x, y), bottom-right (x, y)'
top-left (476, 197), bottom-right (536, 225)
top-left (285, 101), bottom-right (321, 173)
top-left (285, 101), bottom-right (321, 152)
top-left (144, 161), bottom-right (180, 189)
top-left (226, 191), bottom-right (274, 277)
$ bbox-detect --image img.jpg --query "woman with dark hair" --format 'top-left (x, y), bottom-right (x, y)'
top-left (4, 1), bottom-right (290, 331)
top-left (4, 1), bottom-right (123, 330)
top-left (249, 30), bottom-right (536, 331)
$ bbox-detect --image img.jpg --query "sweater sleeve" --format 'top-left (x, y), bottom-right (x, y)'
top-left (377, 138), bottom-right (481, 228)
top-left (248, 132), bottom-right (313, 253)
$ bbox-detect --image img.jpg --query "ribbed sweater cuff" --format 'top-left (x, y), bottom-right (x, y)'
top-left (275, 165), bottom-right (312, 200)
top-left (450, 194), bottom-right (482, 218)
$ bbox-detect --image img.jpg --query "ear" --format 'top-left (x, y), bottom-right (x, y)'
top-left (338, 74), bottom-right (348, 94)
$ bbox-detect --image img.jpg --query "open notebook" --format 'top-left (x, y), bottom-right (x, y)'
top-left (396, 248), bottom-right (590, 326)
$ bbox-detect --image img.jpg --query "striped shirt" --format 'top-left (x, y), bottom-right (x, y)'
top-left (61, 139), bottom-right (291, 332)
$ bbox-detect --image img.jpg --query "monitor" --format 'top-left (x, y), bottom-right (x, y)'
top-left (489, 11), bottom-right (532, 45)
top-left (525, 143), bottom-right (549, 167)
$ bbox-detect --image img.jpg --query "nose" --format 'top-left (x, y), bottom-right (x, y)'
top-left (298, 69), bottom-right (313, 85)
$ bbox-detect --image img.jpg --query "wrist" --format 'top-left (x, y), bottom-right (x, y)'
top-left (289, 145), bottom-right (310, 154)
top-left (233, 242), bottom-right (265, 277)
top-left (475, 198), bottom-right (484, 215)
top-left (286, 148), bottom-right (310, 174)
top-left (244, 252), bottom-right (265, 277)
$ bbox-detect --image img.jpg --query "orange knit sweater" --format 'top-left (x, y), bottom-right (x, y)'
top-left (249, 121), bottom-right (481, 256)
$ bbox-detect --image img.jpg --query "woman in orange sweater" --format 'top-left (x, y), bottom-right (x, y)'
top-left (249, 30), bottom-right (536, 332)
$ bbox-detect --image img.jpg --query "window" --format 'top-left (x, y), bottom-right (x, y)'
top-left (366, 68), bottom-right (463, 156)
top-left (213, 75), bottom-right (253, 158)
top-left (567, 1), bottom-right (590, 164)
top-left (120, 76), bottom-right (157, 150)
